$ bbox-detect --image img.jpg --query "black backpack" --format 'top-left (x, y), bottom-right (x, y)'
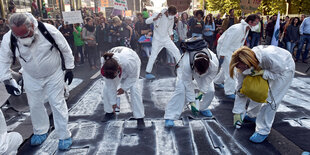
top-left (10, 21), bottom-right (66, 70)
top-left (178, 37), bottom-right (212, 70)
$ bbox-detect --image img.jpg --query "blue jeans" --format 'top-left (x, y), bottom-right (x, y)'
top-left (296, 35), bottom-right (310, 61)
top-left (76, 46), bottom-right (84, 63)
top-left (192, 33), bottom-right (203, 38)
top-left (286, 42), bottom-right (296, 54)
top-left (250, 32), bottom-right (261, 48)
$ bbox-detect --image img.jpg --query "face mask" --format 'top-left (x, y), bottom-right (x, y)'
top-left (19, 35), bottom-right (35, 46)
top-left (168, 15), bottom-right (174, 20)
top-left (250, 24), bottom-right (259, 31)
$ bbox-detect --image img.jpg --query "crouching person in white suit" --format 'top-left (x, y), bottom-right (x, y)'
top-left (164, 38), bottom-right (219, 127)
top-left (101, 47), bottom-right (145, 129)
top-left (0, 13), bottom-right (74, 150)
top-left (0, 109), bottom-right (23, 155)
top-left (229, 46), bottom-right (295, 143)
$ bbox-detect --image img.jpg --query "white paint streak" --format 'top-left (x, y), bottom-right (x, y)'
top-left (154, 120), bottom-right (179, 155)
top-left (121, 134), bottom-right (140, 146)
top-left (282, 78), bottom-right (310, 111)
top-left (277, 104), bottom-right (294, 112)
top-left (97, 121), bottom-right (124, 155)
top-left (74, 121), bottom-right (98, 140)
top-left (284, 119), bottom-right (310, 129)
top-left (69, 79), bottom-right (103, 116)
top-left (90, 71), bottom-right (101, 79)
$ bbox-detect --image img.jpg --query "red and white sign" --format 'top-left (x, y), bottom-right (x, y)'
top-left (113, 0), bottom-right (127, 10)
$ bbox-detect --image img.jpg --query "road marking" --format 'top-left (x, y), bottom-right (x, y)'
top-left (295, 70), bottom-right (307, 76)
top-left (90, 71), bottom-right (101, 79)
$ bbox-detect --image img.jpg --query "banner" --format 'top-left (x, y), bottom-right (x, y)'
top-left (113, 0), bottom-right (127, 10)
top-left (62, 11), bottom-right (83, 24)
top-left (271, 12), bottom-right (280, 46)
top-left (167, 0), bottom-right (191, 12)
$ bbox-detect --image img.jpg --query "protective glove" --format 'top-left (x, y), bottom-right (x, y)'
top-left (190, 102), bottom-right (199, 116)
top-left (233, 113), bottom-right (243, 129)
top-left (195, 91), bottom-right (204, 101)
top-left (250, 69), bottom-right (264, 76)
top-left (64, 70), bottom-right (74, 85)
top-left (3, 78), bottom-right (22, 96)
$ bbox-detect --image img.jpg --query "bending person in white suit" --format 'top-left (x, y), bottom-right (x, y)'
top-left (230, 46), bottom-right (295, 143)
top-left (101, 47), bottom-right (145, 129)
top-left (164, 38), bottom-right (219, 127)
top-left (0, 109), bottom-right (23, 155)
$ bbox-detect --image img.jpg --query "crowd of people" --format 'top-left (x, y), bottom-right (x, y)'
top-left (0, 5), bottom-right (309, 154)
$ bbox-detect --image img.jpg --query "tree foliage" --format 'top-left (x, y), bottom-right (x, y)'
top-left (200, 0), bottom-right (310, 16)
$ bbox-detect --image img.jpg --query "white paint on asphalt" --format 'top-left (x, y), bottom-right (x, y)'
top-left (69, 79), bottom-right (103, 116)
top-left (284, 119), bottom-right (310, 129)
top-left (277, 104), bottom-right (294, 112)
top-left (154, 120), bottom-right (179, 155)
top-left (282, 78), bottom-right (310, 111)
top-left (74, 121), bottom-right (98, 140)
top-left (120, 134), bottom-right (140, 147)
top-left (97, 121), bottom-right (124, 155)
top-left (90, 71), bottom-right (101, 79)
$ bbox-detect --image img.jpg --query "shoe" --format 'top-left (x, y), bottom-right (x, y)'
top-left (165, 119), bottom-right (174, 128)
top-left (244, 115), bottom-right (256, 123)
top-left (302, 151), bottom-right (310, 155)
top-left (249, 132), bottom-right (268, 143)
top-left (58, 137), bottom-right (72, 151)
top-left (145, 73), bottom-right (155, 80)
top-left (31, 133), bottom-right (48, 146)
top-left (200, 109), bottom-right (213, 117)
top-left (137, 118), bottom-right (145, 130)
top-left (226, 94), bottom-right (236, 99)
top-left (214, 83), bottom-right (224, 89)
top-left (302, 60), bottom-right (308, 63)
top-left (101, 112), bottom-right (115, 122)
top-left (233, 114), bottom-right (243, 129)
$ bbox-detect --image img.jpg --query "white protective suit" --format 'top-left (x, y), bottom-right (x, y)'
top-left (0, 109), bottom-right (23, 155)
top-left (214, 19), bottom-right (250, 95)
top-left (0, 13), bottom-right (74, 140)
top-left (145, 8), bottom-right (181, 73)
top-left (164, 49), bottom-right (219, 120)
top-left (101, 47), bottom-right (145, 118)
top-left (233, 45), bottom-right (295, 135)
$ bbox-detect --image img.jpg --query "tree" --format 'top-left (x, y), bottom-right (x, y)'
top-left (206, 0), bottom-right (241, 16)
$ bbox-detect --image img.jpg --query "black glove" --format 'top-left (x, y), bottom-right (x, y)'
top-left (5, 84), bottom-right (20, 96)
top-left (64, 70), bottom-right (73, 85)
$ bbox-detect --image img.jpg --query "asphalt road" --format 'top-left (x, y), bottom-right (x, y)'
top-left (1, 52), bottom-right (310, 155)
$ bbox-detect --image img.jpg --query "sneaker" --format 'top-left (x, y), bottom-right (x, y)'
top-left (137, 118), bottom-right (145, 130)
top-left (233, 113), bottom-right (243, 129)
top-left (58, 137), bottom-right (72, 151)
top-left (214, 83), bottom-right (224, 89)
top-left (31, 133), bottom-right (48, 146)
top-left (145, 73), bottom-right (155, 80)
top-left (165, 119), bottom-right (174, 128)
top-left (244, 115), bottom-right (256, 123)
top-left (101, 112), bottom-right (115, 122)
top-left (200, 109), bottom-right (213, 117)
top-left (226, 94), bottom-right (236, 100)
top-left (249, 132), bottom-right (268, 143)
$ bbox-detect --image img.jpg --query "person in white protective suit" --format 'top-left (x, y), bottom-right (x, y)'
top-left (0, 109), bottom-right (23, 155)
top-left (164, 38), bottom-right (219, 127)
top-left (100, 47), bottom-right (145, 129)
top-left (229, 46), bottom-right (295, 143)
top-left (214, 14), bottom-right (260, 99)
top-left (0, 13), bottom-right (74, 150)
top-left (144, 5), bottom-right (181, 79)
